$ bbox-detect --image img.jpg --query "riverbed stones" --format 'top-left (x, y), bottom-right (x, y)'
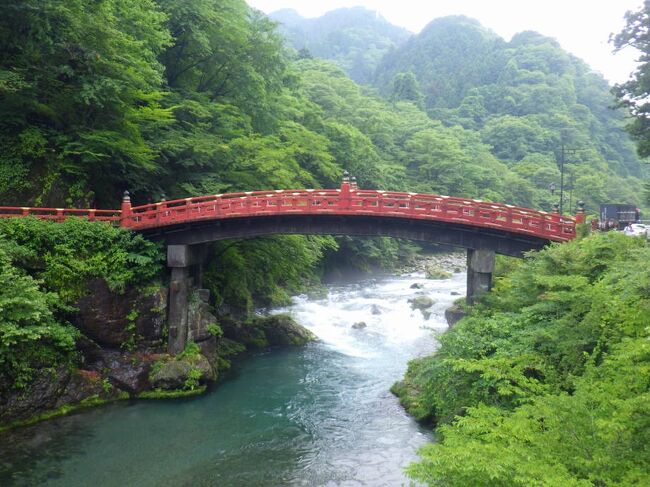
top-left (371, 304), bottom-right (382, 315)
top-left (424, 265), bottom-right (452, 280)
top-left (409, 296), bottom-right (435, 310)
top-left (352, 321), bottom-right (367, 329)
top-left (410, 283), bottom-right (424, 289)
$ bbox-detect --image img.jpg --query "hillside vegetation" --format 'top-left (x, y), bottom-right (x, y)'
top-left (373, 16), bottom-right (647, 211)
top-left (393, 232), bottom-right (650, 485)
top-left (270, 7), bottom-right (410, 84)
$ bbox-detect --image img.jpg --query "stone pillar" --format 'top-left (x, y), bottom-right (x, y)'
top-left (167, 244), bottom-right (203, 354)
top-left (466, 249), bottom-right (495, 305)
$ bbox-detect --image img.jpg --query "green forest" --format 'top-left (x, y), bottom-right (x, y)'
top-left (1, 0), bottom-right (650, 483)
top-left (2, 0), bottom-right (648, 313)
top-left (393, 232), bottom-right (650, 485)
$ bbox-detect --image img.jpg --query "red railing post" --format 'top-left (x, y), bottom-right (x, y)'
top-left (340, 171), bottom-right (351, 210)
top-left (120, 190), bottom-right (132, 228)
top-left (575, 200), bottom-right (585, 225)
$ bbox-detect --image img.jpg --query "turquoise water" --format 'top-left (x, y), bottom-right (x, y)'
top-left (0, 271), bottom-right (465, 486)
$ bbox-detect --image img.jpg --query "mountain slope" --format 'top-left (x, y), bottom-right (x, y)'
top-left (373, 16), bottom-right (647, 208)
top-left (270, 7), bottom-right (410, 84)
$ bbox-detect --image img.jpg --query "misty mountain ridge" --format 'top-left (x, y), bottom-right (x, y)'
top-left (269, 6), bottom-right (411, 84)
top-left (269, 7), bottom-right (646, 207)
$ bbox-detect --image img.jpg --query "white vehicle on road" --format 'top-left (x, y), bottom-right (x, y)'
top-left (624, 223), bottom-right (647, 237)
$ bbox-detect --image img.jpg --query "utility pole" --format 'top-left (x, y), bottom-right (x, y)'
top-left (567, 170), bottom-right (575, 213)
top-left (556, 144), bottom-right (587, 215)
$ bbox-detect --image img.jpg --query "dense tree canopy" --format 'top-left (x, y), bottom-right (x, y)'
top-left (612, 0), bottom-right (650, 158)
top-left (270, 7), bottom-right (410, 85)
top-left (394, 233), bottom-right (650, 485)
top-left (375, 17), bottom-right (648, 211)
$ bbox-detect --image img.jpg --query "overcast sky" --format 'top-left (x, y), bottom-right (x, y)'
top-left (245, 0), bottom-right (643, 84)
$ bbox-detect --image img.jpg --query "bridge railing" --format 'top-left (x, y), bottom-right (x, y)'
top-left (121, 188), bottom-right (575, 241)
top-left (0, 186), bottom-right (576, 242)
top-left (0, 206), bottom-right (121, 222)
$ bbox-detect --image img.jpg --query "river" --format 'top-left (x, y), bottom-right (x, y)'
top-left (0, 266), bottom-right (466, 487)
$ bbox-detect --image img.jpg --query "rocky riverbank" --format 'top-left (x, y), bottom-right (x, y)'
top-left (0, 281), bottom-right (316, 432)
top-left (1, 251), bottom-right (464, 432)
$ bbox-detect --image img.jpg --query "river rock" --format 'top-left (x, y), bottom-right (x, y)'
top-left (445, 304), bottom-right (467, 327)
top-left (352, 321), bottom-right (367, 329)
top-left (421, 310), bottom-right (432, 320)
top-left (149, 354), bottom-right (215, 390)
top-left (450, 291), bottom-right (461, 296)
top-left (424, 265), bottom-right (452, 280)
top-left (409, 296), bottom-right (435, 310)
top-left (371, 304), bottom-right (382, 315)
top-left (410, 283), bottom-right (424, 289)
top-left (251, 314), bottom-right (317, 346)
top-left (89, 349), bottom-right (158, 395)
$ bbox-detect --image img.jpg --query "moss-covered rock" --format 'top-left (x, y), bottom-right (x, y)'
top-left (251, 314), bottom-right (317, 346)
top-left (425, 265), bottom-right (453, 280)
top-left (444, 303), bottom-right (467, 327)
top-left (409, 295), bottom-right (435, 310)
top-left (149, 353), bottom-right (215, 391)
top-left (220, 314), bottom-right (316, 348)
top-left (391, 357), bottom-right (433, 424)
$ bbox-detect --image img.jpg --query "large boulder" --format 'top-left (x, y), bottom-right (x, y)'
top-left (0, 367), bottom-right (117, 425)
top-left (89, 350), bottom-right (161, 395)
top-left (445, 303), bottom-right (467, 327)
top-left (252, 314), bottom-right (317, 346)
top-left (425, 265), bottom-right (452, 280)
top-left (149, 354), bottom-right (215, 391)
top-left (220, 314), bottom-right (316, 348)
top-left (409, 295), bottom-right (435, 310)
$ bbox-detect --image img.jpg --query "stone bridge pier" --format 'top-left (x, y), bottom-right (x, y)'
top-left (466, 248), bottom-right (495, 305)
top-left (167, 244), bottom-right (208, 354)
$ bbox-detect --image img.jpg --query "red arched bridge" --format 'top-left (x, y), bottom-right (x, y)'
top-left (0, 180), bottom-right (579, 244)
top-left (0, 178), bottom-right (583, 353)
